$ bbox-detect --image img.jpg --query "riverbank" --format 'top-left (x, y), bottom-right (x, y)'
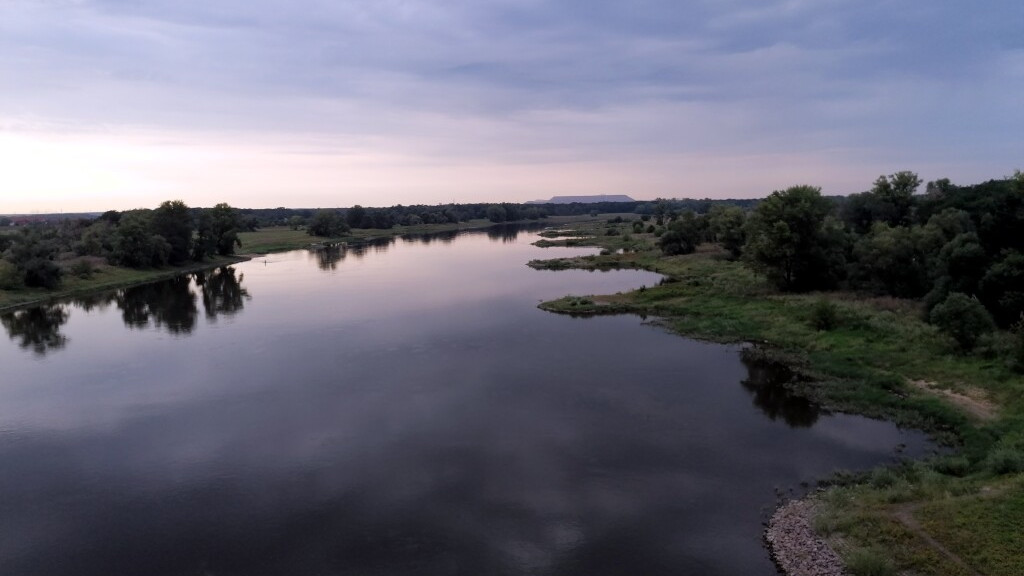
top-left (0, 255), bottom-right (249, 313)
top-left (0, 217), bottom-right (586, 314)
top-left (528, 218), bottom-right (1024, 576)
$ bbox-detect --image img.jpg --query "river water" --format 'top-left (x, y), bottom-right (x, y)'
top-left (0, 225), bottom-right (931, 576)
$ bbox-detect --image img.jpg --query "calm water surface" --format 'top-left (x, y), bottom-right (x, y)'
top-left (0, 226), bottom-right (931, 576)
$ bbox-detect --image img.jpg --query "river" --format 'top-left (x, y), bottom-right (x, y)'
top-left (0, 225), bottom-right (931, 575)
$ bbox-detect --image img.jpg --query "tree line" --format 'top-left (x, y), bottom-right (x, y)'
top-left (0, 201), bottom-right (243, 291)
top-left (650, 171), bottom-right (1024, 352)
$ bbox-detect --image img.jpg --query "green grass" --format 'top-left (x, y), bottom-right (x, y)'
top-left (529, 219), bottom-right (1024, 575)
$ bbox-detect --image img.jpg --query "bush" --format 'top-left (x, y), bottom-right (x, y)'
top-left (0, 259), bottom-right (23, 289)
top-left (985, 448), bottom-right (1024, 475)
top-left (70, 259), bottom-right (95, 279)
top-left (929, 292), bottom-right (996, 351)
top-left (22, 258), bottom-right (63, 289)
top-left (809, 299), bottom-right (840, 331)
top-left (932, 455), bottom-right (971, 477)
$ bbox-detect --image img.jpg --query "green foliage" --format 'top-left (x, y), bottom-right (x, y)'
top-left (70, 259), bottom-right (95, 279)
top-left (935, 232), bottom-right (988, 295)
top-left (195, 203), bottom-right (242, 258)
top-left (0, 259), bottom-right (23, 289)
top-left (930, 293), bottom-right (995, 351)
top-left (659, 211), bottom-right (703, 255)
top-left (485, 205), bottom-right (507, 223)
top-left (707, 204), bottom-right (746, 257)
top-left (307, 209), bottom-right (349, 237)
top-left (75, 221), bottom-right (114, 257)
top-left (743, 185), bottom-right (846, 291)
top-left (985, 448), bottom-right (1024, 475)
top-left (22, 258), bottom-right (63, 289)
top-left (111, 210), bottom-right (171, 268)
top-left (851, 223), bottom-right (929, 297)
top-left (980, 251), bottom-right (1024, 328)
top-left (346, 205), bottom-right (367, 228)
top-left (151, 200), bottom-right (194, 264)
top-left (809, 298), bottom-right (840, 331)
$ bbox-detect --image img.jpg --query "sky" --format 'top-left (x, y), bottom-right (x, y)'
top-left (1, 0), bottom-right (1022, 212)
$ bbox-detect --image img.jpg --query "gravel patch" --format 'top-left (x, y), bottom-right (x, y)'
top-left (766, 498), bottom-right (846, 576)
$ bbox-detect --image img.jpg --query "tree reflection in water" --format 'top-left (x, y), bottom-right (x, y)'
top-left (311, 246), bottom-right (345, 271)
top-left (116, 276), bottom-right (198, 334)
top-left (0, 305), bottom-right (69, 355)
top-left (196, 266), bottom-right (251, 319)
top-left (739, 349), bottom-right (821, 428)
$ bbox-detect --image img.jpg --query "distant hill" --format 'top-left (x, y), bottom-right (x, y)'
top-left (527, 194), bottom-right (636, 205)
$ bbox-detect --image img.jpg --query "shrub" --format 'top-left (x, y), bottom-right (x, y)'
top-left (22, 258), bottom-right (63, 289)
top-left (0, 259), bottom-right (23, 289)
top-left (932, 455), bottom-right (971, 477)
top-left (929, 292), bottom-right (996, 351)
top-left (985, 448), bottom-right (1024, 475)
top-left (70, 259), bottom-right (95, 279)
top-left (809, 299), bottom-right (840, 331)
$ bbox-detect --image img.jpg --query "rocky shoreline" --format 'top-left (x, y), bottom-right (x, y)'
top-left (766, 498), bottom-right (846, 576)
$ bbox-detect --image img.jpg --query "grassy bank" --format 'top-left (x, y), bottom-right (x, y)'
top-left (0, 255), bottom-right (248, 312)
top-left (529, 218), bottom-right (1024, 575)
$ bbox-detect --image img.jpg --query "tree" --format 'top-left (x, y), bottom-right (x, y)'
top-left (980, 251), bottom-right (1024, 327)
top-left (707, 205), bottom-right (746, 258)
top-left (111, 210), bottom-right (171, 268)
top-left (152, 200), bottom-right (194, 264)
top-left (307, 209), bottom-right (349, 237)
top-left (486, 205), bottom-right (507, 223)
top-left (743, 185), bottom-right (846, 291)
top-left (870, 171), bottom-right (921, 226)
top-left (346, 205), bottom-right (367, 228)
top-left (6, 226), bottom-right (64, 288)
top-left (850, 223), bottom-right (929, 297)
top-left (930, 292), bottom-right (995, 351)
top-left (195, 203), bottom-right (242, 258)
top-left (659, 211), bottom-right (703, 255)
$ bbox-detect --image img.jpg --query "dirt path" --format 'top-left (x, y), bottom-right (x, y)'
top-left (892, 504), bottom-right (983, 576)
top-left (908, 380), bottom-right (998, 422)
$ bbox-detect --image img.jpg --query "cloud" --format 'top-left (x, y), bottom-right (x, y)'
top-left (1, 1), bottom-right (1022, 210)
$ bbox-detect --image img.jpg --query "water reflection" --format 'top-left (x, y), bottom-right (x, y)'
top-left (310, 245), bottom-right (345, 270)
top-left (197, 267), bottom-right (250, 319)
top-left (0, 304), bottom-right (69, 355)
top-left (117, 275), bottom-right (198, 334)
top-left (306, 224), bottom-right (547, 273)
top-left (739, 349), bottom-right (821, 428)
top-left (0, 267), bottom-right (250, 350)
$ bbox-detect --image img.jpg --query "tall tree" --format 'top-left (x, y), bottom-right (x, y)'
top-left (195, 203), bottom-right (242, 258)
top-left (152, 200), bottom-right (194, 264)
top-left (743, 185), bottom-right (846, 292)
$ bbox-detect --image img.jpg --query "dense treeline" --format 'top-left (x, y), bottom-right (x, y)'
top-left (0, 201), bottom-right (243, 291)
top-left (237, 199), bottom-right (759, 233)
top-left (651, 171), bottom-right (1024, 352)
top-left (240, 202), bottom-right (550, 233)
